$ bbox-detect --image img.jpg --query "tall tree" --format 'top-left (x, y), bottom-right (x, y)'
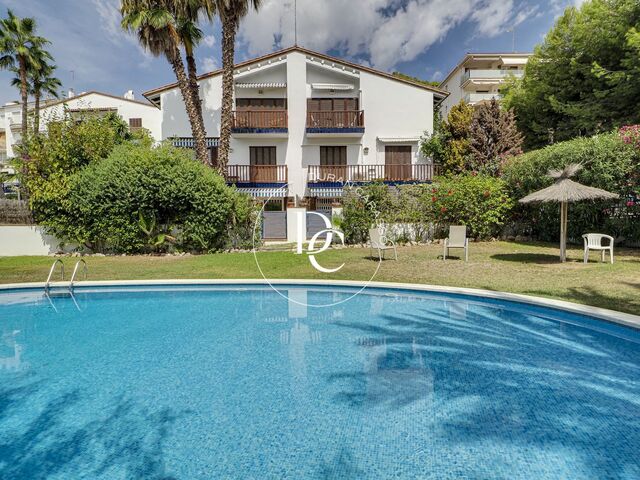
top-left (469, 99), bottom-right (523, 176)
top-left (0, 10), bottom-right (50, 150)
top-left (31, 62), bottom-right (61, 133)
top-left (214, 0), bottom-right (261, 174)
top-left (503, 0), bottom-right (640, 149)
top-left (121, 0), bottom-right (209, 164)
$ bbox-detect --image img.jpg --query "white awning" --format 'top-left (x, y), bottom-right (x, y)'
top-left (235, 82), bottom-right (286, 89)
top-left (311, 83), bottom-right (355, 91)
top-left (377, 136), bottom-right (420, 143)
top-left (237, 187), bottom-right (287, 198)
top-left (500, 57), bottom-right (528, 66)
top-left (308, 186), bottom-right (344, 198)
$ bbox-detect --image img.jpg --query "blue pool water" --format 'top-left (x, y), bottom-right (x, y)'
top-left (0, 284), bottom-right (638, 479)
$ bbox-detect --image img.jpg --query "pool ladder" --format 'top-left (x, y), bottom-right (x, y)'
top-left (44, 259), bottom-right (88, 296)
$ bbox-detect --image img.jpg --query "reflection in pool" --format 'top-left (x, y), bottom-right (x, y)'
top-left (0, 285), bottom-right (638, 479)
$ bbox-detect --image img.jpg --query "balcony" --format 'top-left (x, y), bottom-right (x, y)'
top-left (461, 69), bottom-right (524, 86)
top-left (226, 165), bottom-right (288, 185)
top-left (231, 110), bottom-right (288, 136)
top-left (306, 110), bottom-right (364, 136)
top-left (464, 92), bottom-right (502, 104)
top-left (307, 164), bottom-right (440, 184)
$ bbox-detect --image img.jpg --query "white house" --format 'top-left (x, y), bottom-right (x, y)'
top-left (144, 46), bottom-right (447, 238)
top-left (0, 90), bottom-right (162, 163)
top-left (38, 90), bottom-right (162, 141)
top-left (439, 53), bottom-right (531, 115)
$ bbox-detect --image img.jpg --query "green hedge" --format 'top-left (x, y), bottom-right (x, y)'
top-left (340, 175), bottom-right (512, 243)
top-left (502, 131), bottom-right (640, 242)
top-left (40, 143), bottom-right (257, 253)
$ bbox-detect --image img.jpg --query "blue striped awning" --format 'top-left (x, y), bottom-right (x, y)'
top-left (308, 186), bottom-right (344, 198)
top-left (171, 137), bottom-right (219, 148)
top-left (237, 187), bottom-right (287, 198)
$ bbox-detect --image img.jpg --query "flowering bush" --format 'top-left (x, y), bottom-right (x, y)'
top-left (619, 125), bottom-right (640, 149)
top-left (424, 175), bottom-right (513, 239)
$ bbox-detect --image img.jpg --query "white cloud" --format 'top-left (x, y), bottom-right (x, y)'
top-left (237, 0), bottom-right (530, 71)
top-left (202, 35), bottom-right (216, 48)
top-left (201, 56), bottom-right (219, 72)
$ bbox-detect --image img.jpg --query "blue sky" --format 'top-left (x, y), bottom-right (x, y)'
top-left (0, 0), bottom-right (584, 105)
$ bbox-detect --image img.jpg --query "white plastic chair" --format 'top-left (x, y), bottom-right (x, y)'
top-left (582, 233), bottom-right (614, 264)
top-left (443, 225), bottom-right (469, 261)
top-left (369, 228), bottom-right (397, 260)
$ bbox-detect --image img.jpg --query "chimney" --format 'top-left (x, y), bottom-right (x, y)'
top-left (67, 88), bottom-right (75, 98)
top-left (123, 90), bottom-right (135, 100)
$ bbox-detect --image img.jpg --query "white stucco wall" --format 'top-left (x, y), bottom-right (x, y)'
top-left (40, 93), bottom-right (162, 141)
top-left (155, 49), bottom-right (438, 200)
top-left (0, 226), bottom-right (72, 256)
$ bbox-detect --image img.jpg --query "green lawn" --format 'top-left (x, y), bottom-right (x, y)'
top-left (1, 241), bottom-right (639, 315)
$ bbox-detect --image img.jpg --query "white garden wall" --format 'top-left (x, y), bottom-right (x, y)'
top-left (0, 226), bottom-right (71, 256)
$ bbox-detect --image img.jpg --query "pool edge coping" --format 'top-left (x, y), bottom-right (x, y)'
top-left (1, 279), bottom-right (639, 330)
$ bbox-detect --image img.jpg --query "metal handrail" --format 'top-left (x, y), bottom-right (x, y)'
top-left (69, 259), bottom-right (88, 292)
top-left (45, 259), bottom-right (64, 294)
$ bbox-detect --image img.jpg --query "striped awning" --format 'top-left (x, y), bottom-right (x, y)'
top-left (308, 186), bottom-right (344, 198)
top-left (311, 83), bottom-right (354, 91)
top-left (235, 82), bottom-right (286, 89)
top-left (237, 187), bottom-right (287, 198)
top-left (171, 137), bottom-right (219, 148)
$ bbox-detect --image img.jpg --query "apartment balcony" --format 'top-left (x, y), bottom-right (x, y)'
top-left (231, 110), bottom-right (288, 137)
top-left (226, 165), bottom-right (288, 185)
top-left (464, 92), bottom-right (503, 104)
top-left (461, 69), bottom-right (524, 86)
top-left (306, 110), bottom-right (365, 137)
top-left (307, 163), bottom-right (440, 184)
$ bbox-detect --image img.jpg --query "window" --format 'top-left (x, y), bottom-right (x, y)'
top-left (320, 146), bottom-right (347, 166)
top-left (129, 118), bottom-right (142, 131)
top-left (236, 98), bottom-right (286, 110)
top-left (250, 146), bottom-right (277, 165)
top-left (307, 98), bottom-right (358, 112)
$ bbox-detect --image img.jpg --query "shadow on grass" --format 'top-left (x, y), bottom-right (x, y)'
top-left (491, 253), bottom-right (562, 264)
top-left (524, 285), bottom-right (640, 315)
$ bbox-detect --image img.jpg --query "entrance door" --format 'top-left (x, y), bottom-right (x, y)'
top-left (250, 146), bottom-right (277, 183)
top-left (385, 146), bottom-right (412, 181)
top-left (320, 146), bottom-right (347, 182)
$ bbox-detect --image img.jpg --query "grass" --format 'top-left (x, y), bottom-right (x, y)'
top-left (1, 241), bottom-right (639, 315)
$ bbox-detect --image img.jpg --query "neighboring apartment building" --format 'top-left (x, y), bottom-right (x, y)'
top-left (143, 46), bottom-right (447, 237)
top-left (0, 90), bottom-right (161, 162)
top-left (439, 53), bottom-right (531, 115)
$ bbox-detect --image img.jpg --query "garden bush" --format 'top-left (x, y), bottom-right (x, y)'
top-left (502, 130), bottom-right (640, 242)
top-left (340, 175), bottom-right (512, 243)
top-left (42, 143), bottom-right (256, 253)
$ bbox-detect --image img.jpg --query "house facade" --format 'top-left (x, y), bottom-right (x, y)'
top-left (439, 53), bottom-right (531, 116)
top-left (0, 91), bottom-right (161, 163)
top-left (144, 46), bottom-right (447, 219)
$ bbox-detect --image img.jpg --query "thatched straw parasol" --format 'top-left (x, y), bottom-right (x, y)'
top-left (519, 164), bottom-right (619, 262)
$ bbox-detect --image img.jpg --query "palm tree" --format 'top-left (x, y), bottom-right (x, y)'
top-left (0, 10), bottom-right (50, 150)
top-left (121, 0), bottom-right (209, 164)
top-left (214, 0), bottom-right (261, 173)
top-left (12, 54), bottom-right (61, 133)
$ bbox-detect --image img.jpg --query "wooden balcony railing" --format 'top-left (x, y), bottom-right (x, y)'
top-left (232, 110), bottom-right (288, 129)
top-left (226, 165), bottom-right (288, 184)
top-left (307, 164), bottom-right (441, 183)
top-left (306, 110), bottom-right (364, 129)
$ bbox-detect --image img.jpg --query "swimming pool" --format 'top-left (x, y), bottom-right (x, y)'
top-left (0, 282), bottom-right (638, 479)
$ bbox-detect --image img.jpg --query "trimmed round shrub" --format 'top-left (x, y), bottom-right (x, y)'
top-left (55, 143), bottom-right (239, 253)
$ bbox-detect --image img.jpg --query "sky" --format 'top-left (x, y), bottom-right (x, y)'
top-left (0, 0), bottom-right (586, 105)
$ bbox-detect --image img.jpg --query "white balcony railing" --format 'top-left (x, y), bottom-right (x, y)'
top-left (464, 93), bottom-right (503, 104)
top-left (461, 69), bottom-right (524, 85)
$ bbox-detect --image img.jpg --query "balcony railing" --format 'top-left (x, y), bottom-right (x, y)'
top-left (307, 164), bottom-right (441, 183)
top-left (232, 110), bottom-right (287, 130)
top-left (464, 92), bottom-right (502, 104)
top-left (306, 110), bottom-right (364, 129)
top-left (461, 69), bottom-right (524, 85)
top-left (226, 165), bottom-right (288, 184)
